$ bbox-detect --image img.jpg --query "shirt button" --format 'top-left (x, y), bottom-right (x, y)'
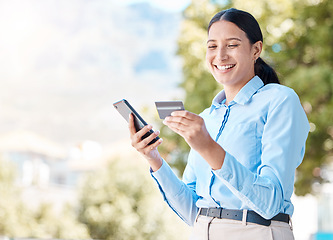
top-left (227, 174), bottom-right (233, 180)
top-left (239, 185), bottom-right (243, 191)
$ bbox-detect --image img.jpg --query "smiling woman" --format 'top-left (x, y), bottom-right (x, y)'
top-left (127, 8), bottom-right (310, 240)
top-left (206, 20), bottom-right (261, 103)
top-left (206, 9), bottom-right (280, 89)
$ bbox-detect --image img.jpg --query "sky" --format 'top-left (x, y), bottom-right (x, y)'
top-left (0, 0), bottom-right (187, 149)
top-left (115, 0), bottom-right (191, 12)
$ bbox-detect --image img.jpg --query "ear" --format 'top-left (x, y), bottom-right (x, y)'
top-left (252, 41), bottom-right (262, 61)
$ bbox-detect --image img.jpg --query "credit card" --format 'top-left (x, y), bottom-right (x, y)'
top-left (155, 101), bottom-right (185, 119)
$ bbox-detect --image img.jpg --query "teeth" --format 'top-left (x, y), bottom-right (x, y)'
top-left (216, 64), bottom-right (235, 70)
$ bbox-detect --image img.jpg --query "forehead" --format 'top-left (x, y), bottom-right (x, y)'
top-left (208, 20), bottom-right (247, 41)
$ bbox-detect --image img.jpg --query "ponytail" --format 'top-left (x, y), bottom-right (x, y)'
top-left (255, 57), bottom-right (280, 85)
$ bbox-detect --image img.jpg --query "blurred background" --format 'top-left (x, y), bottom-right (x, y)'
top-left (0, 0), bottom-right (332, 239)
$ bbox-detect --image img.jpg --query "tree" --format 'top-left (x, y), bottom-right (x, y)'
top-left (28, 202), bottom-right (89, 239)
top-left (265, 0), bottom-right (333, 195)
top-left (0, 158), bottom-right (29, 235)
top-left (78, 157), bottom-right (189, 240)
top-left (161, 0), bottom-right (333, 195)
top-left (0, 157), bottom-right (89, 238)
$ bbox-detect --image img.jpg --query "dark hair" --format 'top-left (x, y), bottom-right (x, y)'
top-left (208, 8), bottom-right (280, 85)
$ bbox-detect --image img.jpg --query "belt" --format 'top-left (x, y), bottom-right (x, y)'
top-left (199, 208), bottom-right (289, 226)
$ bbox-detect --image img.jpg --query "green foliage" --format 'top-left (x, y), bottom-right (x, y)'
top-left (286, 66), bottom-right (333, 195)
top-left (0, 159), bottom-right (29, 236)
top-left (163, 0), bottom-right (333, 195)
top-left (78, 158), bottom-right (188, 240)
top-left (28, 203), bottom-right (89, 239)
top-left (0, 157), bottom-right (89, 238)
top-left (264, 0), bottom-right (333, 195)
top-left (0, 154), bottom-right (188, 239)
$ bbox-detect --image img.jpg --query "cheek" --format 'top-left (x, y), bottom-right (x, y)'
top-left (205, 52), bottom-right (213, 66)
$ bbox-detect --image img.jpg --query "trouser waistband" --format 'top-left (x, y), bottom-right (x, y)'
top-left (199, 208), bottom-right (289, 226)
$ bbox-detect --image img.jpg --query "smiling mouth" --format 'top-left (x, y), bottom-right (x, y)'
top-left (215, 64), bottom-right (236, 71)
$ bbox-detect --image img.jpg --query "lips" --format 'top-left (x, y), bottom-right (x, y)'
top-left (215, 64), bottom-right (236, 71)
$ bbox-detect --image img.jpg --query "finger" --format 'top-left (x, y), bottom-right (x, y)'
top-left (142, 137), bottom-right (163, 156)
top-left (139, 129), bottom-right (161, 148)
top-left (171, 110), bottom-right (196, 119)
top-left (133, 124), bottom-right (153, 144)
top-left (128, 114), bottom-right (137, 135)
top-left (164, 116), bottom-right (191, 127)
top-left (165, 124), bottom-right (186, 138)
top-left (171, 122), bottom-right (188, 133)
top-left (163, 117), bottom-right (193, 134)
top-left (148, 137), bottom-right (163, 150)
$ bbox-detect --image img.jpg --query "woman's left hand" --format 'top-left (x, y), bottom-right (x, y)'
top-left (164, 110), bottom-right (225, 170)
top-left (163, 111), bottom-right (212, 152)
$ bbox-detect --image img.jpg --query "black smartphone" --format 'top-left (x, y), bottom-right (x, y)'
top-left (113, 99), bottom-right (159, 145)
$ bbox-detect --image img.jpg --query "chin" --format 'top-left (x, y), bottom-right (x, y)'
top-left (214, 76), bottom-right (231, 85)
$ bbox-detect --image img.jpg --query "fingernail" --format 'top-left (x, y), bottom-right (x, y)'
top-left (155, 130), bottom-right (160, 135)
top-left (147, 125), bottom-right (152, 129)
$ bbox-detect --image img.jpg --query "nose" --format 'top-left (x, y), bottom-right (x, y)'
top-left (216, 46), bottom-right (228, 62)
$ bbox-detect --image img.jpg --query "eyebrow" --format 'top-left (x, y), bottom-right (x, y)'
top-left (207, 38), bottom-right (242, 44)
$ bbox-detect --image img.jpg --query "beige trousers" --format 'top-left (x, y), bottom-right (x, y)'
top-left (189, 215), bottom-right (294, 240)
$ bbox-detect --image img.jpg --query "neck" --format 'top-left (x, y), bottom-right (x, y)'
top-left (223, 75), bottom-right (255, 105)
top-left (224, 87), bottom-right (237, 106)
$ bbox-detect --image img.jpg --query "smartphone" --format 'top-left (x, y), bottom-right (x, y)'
top-left (113, 99), bottom-right (159, 145)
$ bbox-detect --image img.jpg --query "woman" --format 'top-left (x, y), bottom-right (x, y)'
top-left (128, 8), bottom-right (309, 240)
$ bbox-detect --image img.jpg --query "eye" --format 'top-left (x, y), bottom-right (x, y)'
top-left (208, 45), bottom-right (217, 49)
top-left (228, 44), bottom-right (239, 48)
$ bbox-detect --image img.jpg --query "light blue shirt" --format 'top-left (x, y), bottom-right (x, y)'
top-left (151, 76), bottom-right (310, 226)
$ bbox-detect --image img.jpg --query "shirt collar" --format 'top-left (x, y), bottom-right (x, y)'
top-left (210, 76), bottom-right (264, 113)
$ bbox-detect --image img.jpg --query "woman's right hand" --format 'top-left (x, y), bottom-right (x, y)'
top-left (128, 113), bottom-right (163, 171)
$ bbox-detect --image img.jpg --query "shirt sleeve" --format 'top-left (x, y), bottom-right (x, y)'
top-left (213, 89), bottom-right (310, 219)
top-left (150, 159), bottom-right (199, 226)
